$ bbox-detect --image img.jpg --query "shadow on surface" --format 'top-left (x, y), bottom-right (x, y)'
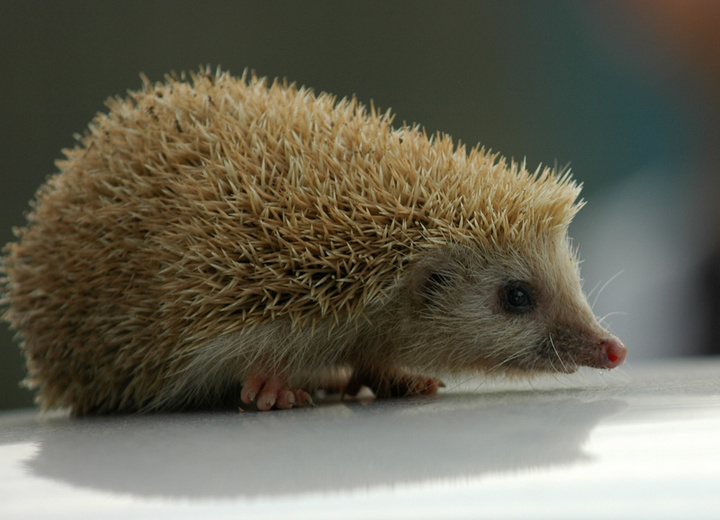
top-left (4, 389), bottom-right (626, 499)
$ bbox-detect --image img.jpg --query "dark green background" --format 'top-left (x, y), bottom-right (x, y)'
top-left (0, 1), bottom-right (708, 409)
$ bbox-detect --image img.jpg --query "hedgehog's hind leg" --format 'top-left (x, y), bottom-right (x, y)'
top-left (345, 368), bottom-right (444, 399)
top-left (240, 374), bottom-right (314, 411)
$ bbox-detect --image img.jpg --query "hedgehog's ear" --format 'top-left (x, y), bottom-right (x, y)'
top-left (409, 260), bottom-right (456, 307)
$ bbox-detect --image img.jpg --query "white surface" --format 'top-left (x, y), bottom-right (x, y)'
top-left (1, 358), bottom-right (719, 519)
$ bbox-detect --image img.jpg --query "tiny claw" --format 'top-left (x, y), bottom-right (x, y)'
top-left (256, 394), bottom-right (276, 411)
top-left (275, 390), bottom-right (296, 410)
top-left (241, 389), bottom-right (255, 404)
top-left (293, 389), bottom-right (315, 407)
top-left (240, 374), bottom-right (315, 410)
top-left (240, 374), bottom-right (265, 405)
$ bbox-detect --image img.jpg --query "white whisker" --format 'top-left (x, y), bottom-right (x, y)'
top-left (488, 345), bottom-right (535, 373)
top-left (591, 270), bottom-right (624, 310)
top-left (586, 280), bottom-right (602, 301)
top-left (598, 311), bottom-right (627, 329)
top-left (548, 333), bottom-right (568, 374)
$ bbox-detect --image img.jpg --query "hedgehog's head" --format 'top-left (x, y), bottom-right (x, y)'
top-left (385, 160), bottom-right (626, 376)
top-left (394, 237), bottom-right (626, 376)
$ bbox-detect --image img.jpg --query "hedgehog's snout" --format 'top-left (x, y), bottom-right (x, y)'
top-left (594, 337), bottom-right (627, 369)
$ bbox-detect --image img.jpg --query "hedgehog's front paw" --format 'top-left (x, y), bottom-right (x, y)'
top-left (240, 374), bottom-right (314, 411)
top-left (346, 369), bottom-right (444, 398)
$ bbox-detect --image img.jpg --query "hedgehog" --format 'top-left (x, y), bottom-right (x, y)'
top-left (1, 68), bottom-right (627, 414)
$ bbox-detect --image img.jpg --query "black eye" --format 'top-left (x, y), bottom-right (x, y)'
top-left (500, 282), bottom-right (536, 314)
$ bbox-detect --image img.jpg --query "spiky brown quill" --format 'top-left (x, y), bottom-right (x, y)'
top-left (1, 68), bottom-right (626, 414)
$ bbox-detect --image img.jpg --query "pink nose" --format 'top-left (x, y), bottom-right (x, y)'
top-left (597, 337), bottom-right (627, 369)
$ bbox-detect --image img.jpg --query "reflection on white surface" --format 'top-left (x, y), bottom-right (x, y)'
top-left (1, 358), bottom-right (719, 519)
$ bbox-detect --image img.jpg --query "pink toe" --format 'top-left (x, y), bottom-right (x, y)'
top-left (256, 377), bottom-right (285, 411)
top-left (240, 375), bottom-right (314, 410)
top-left (275, 390), bottom-right (296, 409)
top-left (293, 389), bottom-right (314, 407)
top-left (240, 375), bottom-right (265, 404)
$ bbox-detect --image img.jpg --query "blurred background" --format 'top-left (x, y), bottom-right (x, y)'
top-left (1, 1), bottom-right (718, 409)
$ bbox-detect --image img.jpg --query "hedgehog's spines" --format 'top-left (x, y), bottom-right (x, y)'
top-left (2, 67), bottom-right (587, 413)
